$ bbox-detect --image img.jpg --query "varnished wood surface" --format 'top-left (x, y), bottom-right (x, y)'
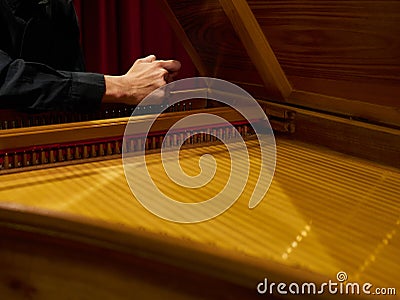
top-left (163, 0), bottom-right (270, 101)
top-left (161, 0), bottom-right (400, 127)
top-left (0, 138), bottom-right (399, 298)
top-left (219, 0), bottom-right (292, 100)
top-left (0, 107), bottom-right (245, 152)
top-left (269, 100), bottom-right (400, 168)
top-left (249, 0), bottom-right (400, 106)
top-left (289, 90), bottom-right (400, 127)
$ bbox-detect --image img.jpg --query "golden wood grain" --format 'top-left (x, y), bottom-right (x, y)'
top-left (0, 107), bottom-right (246, 152)
top-left (161, 0), bottom-right (400, 127)
top-left (0, 138), bottom-right (398, 298)
top-left (248, 1), bottom-right (400, 115)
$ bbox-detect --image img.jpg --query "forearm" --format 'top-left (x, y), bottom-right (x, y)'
top-left (0, 50), bottom-right (104, 111)
top-left (102, 75), bottom-right (131, 104)
top-left (0, 51), bottom-right (181, 111)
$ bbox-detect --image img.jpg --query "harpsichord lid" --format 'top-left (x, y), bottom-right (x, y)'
top-left (158, 0), bottom-right (400, 128)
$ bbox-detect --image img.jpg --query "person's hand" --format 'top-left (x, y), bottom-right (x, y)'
top-left (102, 55), bottom-right (181, 105)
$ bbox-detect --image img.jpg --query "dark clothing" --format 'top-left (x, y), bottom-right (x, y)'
top-left (0, 0), bottom-right (105, 111)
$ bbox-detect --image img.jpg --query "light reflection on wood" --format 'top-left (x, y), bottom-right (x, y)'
top-left (0, 138), bottom-right (398, 290)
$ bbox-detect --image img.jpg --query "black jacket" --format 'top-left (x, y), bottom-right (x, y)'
top-left (0, 0), bottom-right (104, 111)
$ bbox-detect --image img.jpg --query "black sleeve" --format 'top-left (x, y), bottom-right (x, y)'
top-left (0, 49), bottom-right (105, 112)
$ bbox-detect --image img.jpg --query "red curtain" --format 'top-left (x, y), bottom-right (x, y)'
top-left (72, 0), bottom-right (196, 79)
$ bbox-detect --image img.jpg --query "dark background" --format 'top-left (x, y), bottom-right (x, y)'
top-left (73, 0), bottom-right (196, 78)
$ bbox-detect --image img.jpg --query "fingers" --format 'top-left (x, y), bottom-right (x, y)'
top-left (158, 61), bottom-right (180, 84)
top-left (140, 54), bottom-right (157, 63)
top-left (164, 71), bottom-right (179, 83)
top-left (129, 56), bottom-right (179, 87)
top-left (158, 60), bottom-right (181, 72)
top-left (136, 56), bottom-right (181, 74)
top-left (136, 56), bottom-right (180, 72)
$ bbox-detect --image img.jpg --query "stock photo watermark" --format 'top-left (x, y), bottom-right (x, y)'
top-left (122, 77), bottom-right (276, 223)
top-left (257, 271), bottom-right (396, 296)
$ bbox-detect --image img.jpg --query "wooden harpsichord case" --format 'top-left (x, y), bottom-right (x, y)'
top-left (159, 0), bottom-right (400, 165)
top-left (0, 1), bottom-right (399, 299)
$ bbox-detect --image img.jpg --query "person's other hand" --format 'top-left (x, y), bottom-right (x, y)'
top-left (102, 55), bottom-right (181, 105)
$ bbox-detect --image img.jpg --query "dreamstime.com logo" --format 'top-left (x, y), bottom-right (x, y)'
top-left (257, 271), bottom-right (397, 296)
top-left (122, 77), bottom-right (276, 223)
